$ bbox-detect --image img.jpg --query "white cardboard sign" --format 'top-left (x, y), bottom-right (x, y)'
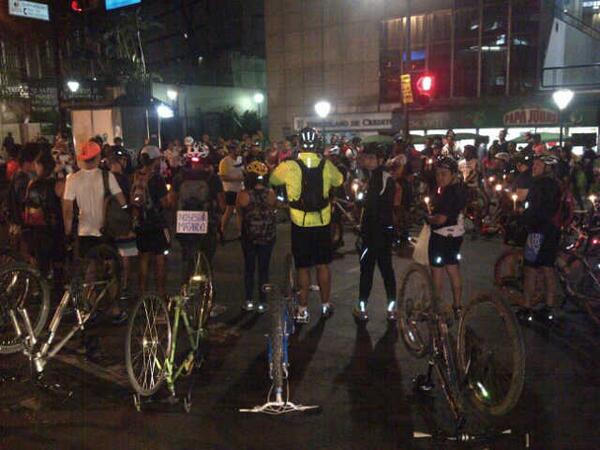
top-left (176, 211), bottom-right (208, 234)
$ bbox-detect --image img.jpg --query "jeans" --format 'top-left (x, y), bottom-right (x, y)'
top-left (242, 241), bottom-right (275, 302)
top-left (358, 228), bottom-right (396, 302)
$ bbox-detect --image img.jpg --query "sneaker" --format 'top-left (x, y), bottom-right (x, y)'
top-left (294, 307), bottom-right (310, 324)
top-left (256, 303), bottom-right (269, 314)
top-left (242, 300), bottom-right (256, 312)
top-left (352, 300), bottom-right (369, 322)
top-left (386, 301), bottom-right (398, 322)
top-left (321, 303), bottom-right (335, 319)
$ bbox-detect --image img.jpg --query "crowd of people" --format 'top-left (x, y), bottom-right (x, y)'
top-left (0, 125), bottom-right (598, 326)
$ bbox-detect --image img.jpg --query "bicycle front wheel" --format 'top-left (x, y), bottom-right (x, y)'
top-left (457, 293), bottom-right (525, 417)
top-left (271, 296), bottom-right (285, 398)
top-left (0, 264), bottom-right (50, 354)
top-left (125, 294), bottom-right (172, 396)
top-left (397, 263), bottom-right (433, 358)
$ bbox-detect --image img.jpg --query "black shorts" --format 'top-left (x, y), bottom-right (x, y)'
top-left (136, 227), bottom-right (170, 255)
top-left (428, 233), bottom-right (463, 268)
top-left (291, 223), bottom-right (332, 269)
top-left (225, 191), bottom-right (238, 206)
top-left (523, 227), bottom-right (560, 268)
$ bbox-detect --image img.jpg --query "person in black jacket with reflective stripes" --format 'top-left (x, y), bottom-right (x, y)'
top-left (353, 144), bottom-right (401, 323)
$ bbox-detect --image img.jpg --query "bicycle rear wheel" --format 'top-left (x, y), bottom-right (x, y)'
top-left (559, 255), bottom-right (600, 325)
top-left (494, 249), bottom-right (543, 307)
top-left (125, 294), bottom-right (172, 396)
top-left (398, 263), bottom-right (433, 358)
top-left (186, 252), bottom-right (214, 329)
top-left (457, 293), bottom-right (525, 417)
top-left (270, 296), bottom-right (285, 401)
top-left (79, 244), bottom-right (122, 316)
top-left (0, 264), bottom-right (50, 354)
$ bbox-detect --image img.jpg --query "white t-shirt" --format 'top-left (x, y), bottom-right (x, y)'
top-left (218, 155), bottom-right (244, 193)
top-left (63, 168), bottom-right (122, 237)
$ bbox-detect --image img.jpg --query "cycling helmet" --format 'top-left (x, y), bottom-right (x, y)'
top-left (246, 160), bottom-right (269, 177)
top-left (436, 156), bottom-right (458, 173)
top-left (535, 153), bottom-right (559, 166)
top-left (393, 133), bottom-right (404, 144)
top-left (299, 127), bottom-right (319, 151)
top-left (185, 145), bottom-right (210, 166)
top-left (494, 152), bottom-right (511, 162)
top-left (327, 145), bottom-right (341, 156)
top-left (184, 136), bottom-right (195, 146)
top-left (363, 143), bottom-right (386, 159)
top-left (351, 136), bottom-right (362, 146)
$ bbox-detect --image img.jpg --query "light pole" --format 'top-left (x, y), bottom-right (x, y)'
top-left (156, 103), bottom-right (174, 149)
top-left (254, 92), bottom-right (265, 130)
top-left (315, 100), bottom-right (331, 139)
top-left (552, 89), bottom-right (574, 147)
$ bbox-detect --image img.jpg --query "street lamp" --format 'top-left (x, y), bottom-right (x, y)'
top-left (167, 89), bottom-right (178, 101)
top-left (553, 89), bottom-right (574, 147)
top-left (315, 100), bottom-right (331, 119)
top-left (156, 103), bottom-right (174, 148)
top-left (254, 92), bottom-right (264, 104)
top-left (67, 80), bottom-right (80, 93)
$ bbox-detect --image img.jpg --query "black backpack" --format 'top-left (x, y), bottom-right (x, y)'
top-left (289, 158), bottom-right (328, 225)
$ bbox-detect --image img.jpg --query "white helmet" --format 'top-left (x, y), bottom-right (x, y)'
top-left (184, 136), bottom-right (195, 146)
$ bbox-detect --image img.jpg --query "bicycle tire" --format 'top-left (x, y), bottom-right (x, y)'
top-left (125, 293), bottom-right (172, 397)
top-left (494, 249), bottom-right (543, 307)
top-left (271, 295), bottom-right (285, 398)
top-left (282, 253), bottom-right (296, 299)
top-left (0, 264), bottom-right (50, 354)
top-left (186, 252), bottom-right (214, 330)
top-left (437, 321), bottom-right (464, 417)
top-left (79, 244), bottom-right (122, 316)
top-left (398, 263), bottom-right (433, 358)
top-left (457, 293), bottom-right (525, 417)
top-left (559, 255), bottom-right (600, 326)
top-left (0, 248), bottom-right (21, 269)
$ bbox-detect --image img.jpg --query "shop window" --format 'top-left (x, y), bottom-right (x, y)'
top-left (481, 2), bottom-right (508, 96)
top-left (510, 0), bottom-right (539, 94)
top-left (453, 7), bottom-right (479, 97)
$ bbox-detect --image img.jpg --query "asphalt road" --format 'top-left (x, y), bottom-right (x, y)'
top-left (1, 223), bottom-right (599, 450)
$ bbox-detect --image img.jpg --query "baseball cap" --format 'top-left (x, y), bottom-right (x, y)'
top-left (77, 141), bottom-right (101, 161)
top-left (140, 145), bottom-right (161, 160)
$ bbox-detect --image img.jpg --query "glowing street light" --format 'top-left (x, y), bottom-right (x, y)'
top-left (156, 104), bottom-right (174, 119)
top-left (254, 92), bottom-right (265, 104)
top-left (314, 100), bottom-right (331, 119)
top-left (167, 89), bottom-right (178, 101)
top-left (553, 89), bottom-right (574, 147)
top-left (67, 80), bottom-right (80, 93)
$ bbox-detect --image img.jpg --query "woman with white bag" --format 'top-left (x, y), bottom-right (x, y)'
top-left (425, 157), bottom-right (467, 317)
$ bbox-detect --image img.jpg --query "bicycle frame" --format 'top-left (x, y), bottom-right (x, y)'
top-left (9, 277), bottom-right (113, 373)
top-left (159, 295), bottom-right (206, 395)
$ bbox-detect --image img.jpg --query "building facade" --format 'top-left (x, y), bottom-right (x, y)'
top-left (265, 0), bottom-right (600, 146)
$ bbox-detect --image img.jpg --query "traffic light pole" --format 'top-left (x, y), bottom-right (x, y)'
top-left (404, 0), bottom-right (411, 139)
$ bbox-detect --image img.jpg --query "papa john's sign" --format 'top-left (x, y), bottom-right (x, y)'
top-left (503, 107), bottom-right (559, 126)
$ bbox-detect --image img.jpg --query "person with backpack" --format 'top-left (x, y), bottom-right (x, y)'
top-left (520, 154), bottom-right (563, 321)
top-left (131, 145), bottom-right (170, 297)
top-left (352, 144), bottom-right (401, 323)
top-left (172, 149), bottom-right (224, 284)
top-left (237, 161), bottom-right (277, 313)
top-left (270, 127), bottom-right (344, 324)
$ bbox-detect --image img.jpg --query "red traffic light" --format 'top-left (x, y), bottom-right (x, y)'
top-left (71, 1), bottom-right (83, 12)
top-left (416, 75), bottom-right (434, 94)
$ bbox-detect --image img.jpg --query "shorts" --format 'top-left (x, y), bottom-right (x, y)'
top-left (523, 227), bottom-right (560, 268)
top-left (115, 238), bottom-right (139, 257)
top-left (225, 191), bottom-right (238, 206)
top-left (428, 233), bottom-right (463, 268)
top-left (136, 227), bottom-right (170, 255)
top-left (291, 223), bottom-right (332, 269)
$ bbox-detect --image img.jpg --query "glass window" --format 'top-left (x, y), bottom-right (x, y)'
top-left (428, 10), bottom-right (452, 98)
top-left (481, 2), bottom-right (508, 96)
top-left (510, 0), bottom-right (540, 94)
top-left (453, 7), bottom-right (479, 97)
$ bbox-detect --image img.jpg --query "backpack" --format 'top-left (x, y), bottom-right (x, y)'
top-left (130, 169), bottom-right (162, 228)
top-left (177, 178), bottom-right (211, 212)
top-left (288, 158), bottom-right (328, 225)
top-left (243, 189), bottom-right (276, 245)
top-left (102, 170), bottom-right (132, 238)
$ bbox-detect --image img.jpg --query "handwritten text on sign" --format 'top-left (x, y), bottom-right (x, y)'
top-left (176, 211), bottom-right (208, 234)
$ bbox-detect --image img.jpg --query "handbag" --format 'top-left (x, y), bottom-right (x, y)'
top-left (413, 223), bottom-right (431, 266)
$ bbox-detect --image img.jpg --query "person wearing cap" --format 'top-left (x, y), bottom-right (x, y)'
top-left (352, 143), bottom-right (401, 323)
top-left (426, 157), bottom-right (467, 316)
top-left (218, 141), bottom-right (244, 242)
top-left (132, 145), bottom-right (170, 297)
top-left (520, 154), bottom-right (562, 321)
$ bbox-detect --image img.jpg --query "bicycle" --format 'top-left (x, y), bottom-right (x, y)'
top-left (240, 253), bottom-right (319, 415)
top-left (125, 251), bottom-right (213, 413)
top-left (0, 244), bottom-right (121, 374)
top-left (494, 224), bottom-right (600, 324)
top-left (398, 263), bottom-right (525, 440)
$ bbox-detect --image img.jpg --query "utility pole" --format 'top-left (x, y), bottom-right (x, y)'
top-left (404, 0), bottom-right (412, 139)
top-left (52, 2), bottom-right (67, 134)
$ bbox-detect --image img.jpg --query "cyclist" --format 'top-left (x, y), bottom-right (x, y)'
top-left (426, 157), bottom-right (467, 316)
top-left (270, 127), bottom-right (344, 323)
top-left (352, 143), bottom-right (401, 322)
top-left (172, 147), bottom-right (224, 282)
top-left (520, 154), bottom-right (562, 321)
top-left (511, 152), bottom-right (534, 202)
top-left (442, 129), bottom-right (462, 159)
top-left (218, 141), bottom-right (244, 242)
top-left (237, 161), bottom-right (277, 313)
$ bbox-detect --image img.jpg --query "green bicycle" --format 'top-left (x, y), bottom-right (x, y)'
top-left (125, 252), bottom-right (213, 413)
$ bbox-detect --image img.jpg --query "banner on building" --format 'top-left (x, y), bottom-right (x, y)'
top-left (503, 108), bottom-right (559, 126)
top-left (294, 112), bottom-right (393, 133)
